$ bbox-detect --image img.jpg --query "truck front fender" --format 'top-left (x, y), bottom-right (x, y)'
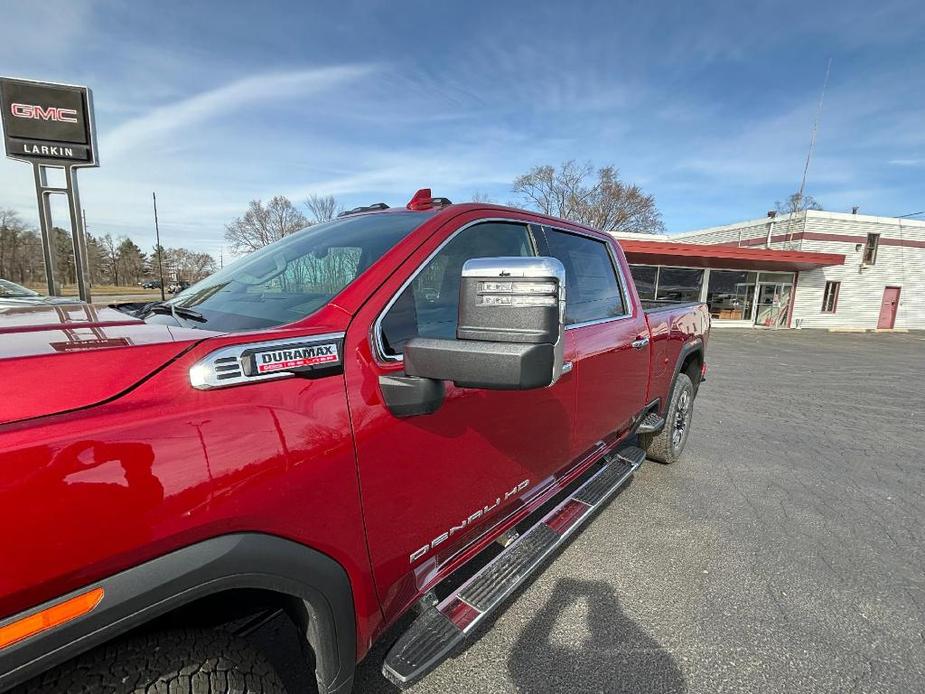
top-left (0, 534), bottom-right (356, 694)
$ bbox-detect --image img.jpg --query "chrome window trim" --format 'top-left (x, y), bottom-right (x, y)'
top-left (189, 331), bottom-right (346, 389)
top-left (372, 217), bottom-right (539, 363)
top-left (539, 224), bottom-right (636, 331)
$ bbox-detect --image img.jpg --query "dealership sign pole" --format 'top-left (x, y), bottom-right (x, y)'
top-left (0, 77), bottom-right (99, 302)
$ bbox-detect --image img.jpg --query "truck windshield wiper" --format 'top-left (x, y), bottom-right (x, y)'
top-left (145, 302), bottom-right (207, 325)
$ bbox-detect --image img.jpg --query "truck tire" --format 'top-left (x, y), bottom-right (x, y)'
top-left (14, 628), bottom-right (286, 694)
top-left (640, 372), bottom-right (694, 464)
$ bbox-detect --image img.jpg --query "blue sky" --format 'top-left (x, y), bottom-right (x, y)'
top-left (1, 0), bottom-right (923, 257)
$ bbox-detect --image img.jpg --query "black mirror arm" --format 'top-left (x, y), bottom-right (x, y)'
top-left (379, 373), bottom-right (445, 418)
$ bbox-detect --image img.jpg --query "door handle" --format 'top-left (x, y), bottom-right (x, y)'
top-left (631, 336), bottom-right (650, 350)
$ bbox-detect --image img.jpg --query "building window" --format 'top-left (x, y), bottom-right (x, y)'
top-left (863, 233), bottom-right (879, 265)
top-left (821, 281), bottom-right (840, 313)
top-left (655, 268), bottom-right (704, 304)
top-left (707, 270), bottom-right (757, 321)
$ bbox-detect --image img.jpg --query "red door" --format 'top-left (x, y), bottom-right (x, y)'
top-left (344, 213), bottom-right (580, 622)
top-left (877, 286), bottom-right (901, 328)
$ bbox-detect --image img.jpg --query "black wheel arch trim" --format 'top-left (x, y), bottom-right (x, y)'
top-left (0, 533), bottom-right (356, 694)
top-left (663, 338), bottom-right (704, 416)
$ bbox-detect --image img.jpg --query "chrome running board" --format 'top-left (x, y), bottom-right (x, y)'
top-left (382, 445), bottom-right (645, 688)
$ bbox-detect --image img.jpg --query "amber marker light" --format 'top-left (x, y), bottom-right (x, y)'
top-left (0, 587), bottom-right (104, 650)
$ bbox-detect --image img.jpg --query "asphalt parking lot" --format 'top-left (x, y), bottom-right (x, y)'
top-left (271, 329), bottom-right (925, 693)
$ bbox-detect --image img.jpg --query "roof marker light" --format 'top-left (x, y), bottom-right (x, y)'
top-left (407, 188), bottom-right (433, 211)
top-left (0, 587), bottom-right (104, 650)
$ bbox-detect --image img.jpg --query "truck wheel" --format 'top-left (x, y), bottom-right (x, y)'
top-left (14, 628), bottom-right (286, 694)
top-left (640, 372), bottom-right (694, 464)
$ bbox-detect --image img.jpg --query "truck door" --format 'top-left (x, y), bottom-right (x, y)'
top-left (538, 226), bottom-right (649, 451)
top-left (343, 213), bottom-right (580, 621)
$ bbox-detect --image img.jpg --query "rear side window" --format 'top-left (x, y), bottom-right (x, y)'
top-left (543, 229), bottom-right (626, 325)
top-left (380, 222), bottom-right (534, 356)
top-left (629, 265), bottom-right (657, 300)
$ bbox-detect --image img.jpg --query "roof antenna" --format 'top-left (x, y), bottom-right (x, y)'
top-left (797, 58), bottom-right (831, 210)
top-left (788, 58), bottom-right (831, 247)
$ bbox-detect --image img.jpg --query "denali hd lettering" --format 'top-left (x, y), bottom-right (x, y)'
top-left (409, 479), bottom-right (531, 564)
top-left (0, 192), bottom-right (708, 693)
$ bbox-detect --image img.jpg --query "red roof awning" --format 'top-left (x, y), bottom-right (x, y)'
top-left (617, 239), bottom-right (844, 272)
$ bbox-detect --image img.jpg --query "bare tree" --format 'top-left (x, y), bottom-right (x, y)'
top-left (469, 191), bottom-right (495, 203)
top-left (187, 251), bottom-right (217, 281)
top-left (100, 234), bottom-right (120, 286)
top-left (0, 210), bottom-right (217, 288)
top-left (305, 194), bottom-right (341, 224)
top-left (224, 196), bottom-right (308, 255)
top-left (53, 227), bottom-right (77, 286)
top-left (512, 161), bottom-right (665, 233)
top-left (0, 208), bottom-right (34, 283)
top-left (165, 248), bottom-right (217, 282)
top-left (775, 192), bottom-right (823, 215)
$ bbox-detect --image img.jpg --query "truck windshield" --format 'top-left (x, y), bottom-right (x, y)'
top-left (158, 211), bottom-right (433, 332)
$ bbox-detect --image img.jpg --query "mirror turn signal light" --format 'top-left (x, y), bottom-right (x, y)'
top-left (477, 279), bottom-right (559, 307)
top-left (0, 587), bottom-right (104, 650)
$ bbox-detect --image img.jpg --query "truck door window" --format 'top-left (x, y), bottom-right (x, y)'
top-left (380, 222), bottom-right (534, 356)
top-left (542, 229), bottom-right (626, 325)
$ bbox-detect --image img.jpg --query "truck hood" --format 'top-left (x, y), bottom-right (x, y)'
top-left (0, 304), bottom-right (218, 425)
top-left (0, 295), bottom-right (84, 307)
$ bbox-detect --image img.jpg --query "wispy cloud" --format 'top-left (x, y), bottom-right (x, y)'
top-left (0, 0), bottom-right (97, 66)
top-left (888, 159), bottom-right (924, 167)
top-left (104, 65), bottom-right (378, 158)
top-left (2, 0), bottom-right (924, 253)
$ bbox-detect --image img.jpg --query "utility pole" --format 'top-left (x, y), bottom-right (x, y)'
top-left (153, 192), bottom-right (166, 301)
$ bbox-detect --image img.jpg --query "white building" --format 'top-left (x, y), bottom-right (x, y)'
top-left (614, 211), bottom-right (925, 330)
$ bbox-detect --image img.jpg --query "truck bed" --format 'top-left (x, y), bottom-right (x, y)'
top-left (641, 300), bottom-right (703, 313)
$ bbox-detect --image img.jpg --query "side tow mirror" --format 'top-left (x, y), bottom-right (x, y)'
top-left (402, 256), bottom-right (566, 391)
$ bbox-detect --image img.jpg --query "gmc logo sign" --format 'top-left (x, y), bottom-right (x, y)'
top-left (10, 103), bottom-right (78, 123)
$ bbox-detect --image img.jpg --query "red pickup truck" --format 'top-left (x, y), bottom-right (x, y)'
top-left (0, 191), bottom-right (708, 694)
